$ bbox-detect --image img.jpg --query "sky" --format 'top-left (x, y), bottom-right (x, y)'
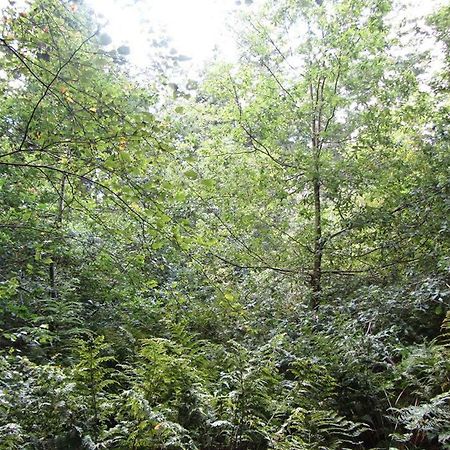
top-left (84, 0), bottom-right (447, 79)
top-left (87, 0), bottom-right (244, 68)
top-left (0, 0), bottom-right (446, 70)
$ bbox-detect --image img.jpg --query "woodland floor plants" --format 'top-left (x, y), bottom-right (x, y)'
top-left (0, 0), bottom-right (449, 448)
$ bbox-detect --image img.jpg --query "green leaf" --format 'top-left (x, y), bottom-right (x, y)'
top-left (224, 291), bottom-right (235, 301)
top-left (151, 241), bottom-right (164, 250)
top-left (201, 178), bottom-right (215, 188)
top-left (184, 169), bottom-right (198, 180)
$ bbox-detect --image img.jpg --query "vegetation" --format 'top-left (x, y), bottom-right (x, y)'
top-left (0, 0), bottom-right (449, 448)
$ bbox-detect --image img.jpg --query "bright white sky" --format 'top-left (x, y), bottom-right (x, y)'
top-left (88, 0), bottom-right (243, 68)
top-left (86, 0), bottom-right (446, 70)
top-left (0, 0), bottom-right (447, 70)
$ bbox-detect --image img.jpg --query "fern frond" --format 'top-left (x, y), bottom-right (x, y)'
top-left (390, 392), bottom-right (450, 445)
top-left (440, 311), bottom-right (450, 346)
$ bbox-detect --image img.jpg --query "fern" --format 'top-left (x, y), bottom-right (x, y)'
top-left (440, 310), bottom-right (450, 347)
top-left (388, 312), bottom-right (450, 448)
top-left (271, 407), bottom-right (368, 449)
top-left (109, 387), bottom-right (200, 449)
top-left (0, 353), bottom-right (88, 448)
top-left (390, 392), bottom-right (450, 448)
top-left (73, 335), bottom-right (116, 442)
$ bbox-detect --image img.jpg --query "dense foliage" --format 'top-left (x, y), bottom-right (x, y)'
top-left (0, 0), bottom-right (449, 449)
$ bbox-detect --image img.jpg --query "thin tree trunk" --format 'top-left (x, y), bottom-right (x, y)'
top-left (311, 172), bottom-right (322, 309)
top-left (310, 79), bottom-right (324, 310)
top-left (49, 174), bottom-right (66, 299)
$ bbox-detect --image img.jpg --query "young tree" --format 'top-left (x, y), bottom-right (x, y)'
top-left (186, 0), bottom-right (438, 309)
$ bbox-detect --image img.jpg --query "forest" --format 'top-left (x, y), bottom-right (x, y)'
top-left (0, 0), bottom-right (449, 448)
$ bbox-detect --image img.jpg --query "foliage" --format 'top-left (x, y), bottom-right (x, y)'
top-left (0, 0), bottom-right (449, 449)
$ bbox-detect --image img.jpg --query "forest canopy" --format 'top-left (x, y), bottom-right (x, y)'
top-left (0, 0), bottom-right (449, 449)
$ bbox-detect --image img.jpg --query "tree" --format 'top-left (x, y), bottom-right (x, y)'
top-left (0, 0), bottom-right (181, 348)
top-left (1, 0), bottom-right (449, 448)
top-left (182, 0), bottom-right (442, 309)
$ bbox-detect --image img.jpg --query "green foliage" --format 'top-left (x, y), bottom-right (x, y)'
top-left (387, 313), bottom-right (450, 448)
top-left (391, 392), bottom-right (450, 449)
top-left (0, 353), bottom-right (85, 448)
top-left (0, 0), bottom-right (449, 449)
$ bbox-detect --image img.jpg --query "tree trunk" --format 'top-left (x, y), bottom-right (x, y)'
top-left (49, 175), bottom-right (66, 299)
top-left (310, 78), bottom-right (324, 310)
top-left (311, 172), bottom-right (322, 309)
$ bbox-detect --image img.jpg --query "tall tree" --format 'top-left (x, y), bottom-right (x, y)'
top-left (183, 0), bottom-right (437, 309)
top-left (0, 0), bottom-right (178, 350)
